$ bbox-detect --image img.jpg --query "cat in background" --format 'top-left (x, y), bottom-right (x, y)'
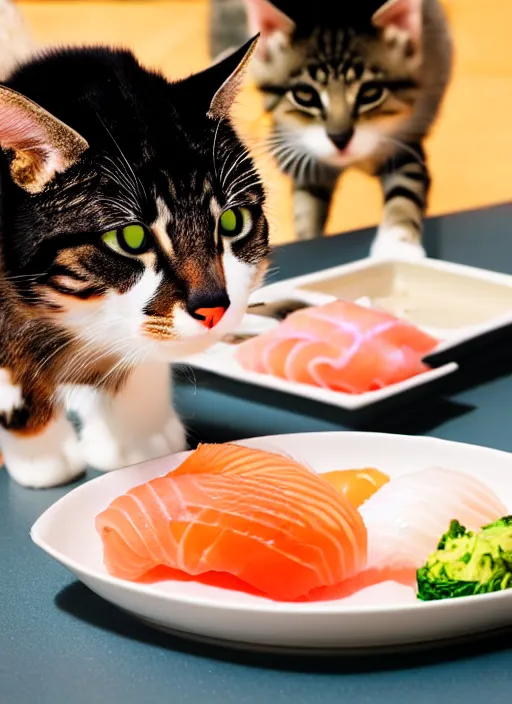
top-left (210, 0), bottom-right (453, 259)
top-left (0, 5), bottom-right (268, 488)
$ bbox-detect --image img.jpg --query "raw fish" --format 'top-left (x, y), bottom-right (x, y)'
top-left (95, 443), bottom-right (368, 601)
top-left (234, 299), bottom-right (439, 394)
top-left (359, 466), bottom-right (507, 571)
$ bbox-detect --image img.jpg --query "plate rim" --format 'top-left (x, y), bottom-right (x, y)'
top-left (258, 255), bottom-right (512, 293)
top-left (185, 355), bottom-right (459, 410)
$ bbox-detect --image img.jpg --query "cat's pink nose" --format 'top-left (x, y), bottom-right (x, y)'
top-left (194, 306), bottom-right (227, 329)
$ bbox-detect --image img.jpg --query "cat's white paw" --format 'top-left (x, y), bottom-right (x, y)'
top-left (123, 414), bottom-right (188, 467)
top-left (370, 226), bottom-right (426, 261)
top-left (80, 412), bottom-right (188, 472)
top-left (78, 417), bottom-right (127, 472)
top-left (1, 418), bottom-right (85, 489)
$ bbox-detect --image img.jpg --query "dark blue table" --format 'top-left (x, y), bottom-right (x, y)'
top-left (3, 203), bottom-right (512, 704)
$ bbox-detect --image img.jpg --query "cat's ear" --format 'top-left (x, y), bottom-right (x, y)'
top-left (207, 35), bottom-right (259, 119)
top-left (0, 85), bottom-right (88, 193)
top-left (372, 0), bottom-right (423, 47)
top-left (243, 0), bottom-right (295, 58)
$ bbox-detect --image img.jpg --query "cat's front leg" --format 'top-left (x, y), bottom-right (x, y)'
top-left (76, 362), bottom-right (187, 472)
top-left (0, 374), bottom-right (84, 488)
top-left (370, 143), bottom-right (431, 260)
top-left (292, 181), bottom-right (335, 241)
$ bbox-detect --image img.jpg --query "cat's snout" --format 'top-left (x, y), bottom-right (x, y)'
top-left (193, 306), bottom-right (227, 329)
top-left (327, 127), bottom-right (354, 152)
top-left (187, 290), bottom-right (230, 329)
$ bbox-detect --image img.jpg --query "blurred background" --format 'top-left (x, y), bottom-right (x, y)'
top-left (17, 0), bottom-right (512, 245)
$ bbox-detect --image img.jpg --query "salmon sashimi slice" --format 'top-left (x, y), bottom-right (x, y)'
top-left (95, 443), bottom-right (368, 601)
top-left (234, 300), bottom-right (439, 394)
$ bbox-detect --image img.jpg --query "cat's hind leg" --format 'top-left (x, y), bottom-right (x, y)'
top-left (76, 362), bottom-right (187, 472)
top-left (0, 371), bottom-right (84, 488)
top-left (370, 143), bottom-right (431, 260)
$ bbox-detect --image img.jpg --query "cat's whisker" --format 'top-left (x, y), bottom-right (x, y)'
top-left (95, 196), bottom-right (139, 222)
top-left (30, 338), bottom-right (73, 383)
top-left (5, 273), bottom-right (47, 283)
top-left (55, 333), bottom-right (115, 378)
top-left (101, 157), bottom-right (138, 192)
top-left (260, 135), bottom-right (288, 150)
top-left (100, 176), bottom-right (137, 208)
top-left (247, 135), bottom-right (282, 150)
top-left (226, 170), bottom-right (262, 198)
top-left (96, 195), bottom-right (136, 213)
top-left (219, 145), bottom-right (244, 186)
top-left (98, 168), bottom-right (140, 213)
top-left (103, 165), bottom-right (141, 208)
top-left (268, 150), bottom-right (294, 172)
top-left (97, 116), bottom-right (148, 204)
top-left (52, 174), bottom-right (95, 197)
top-left (96, 173), bottom-right (135, 200)
top-left (226, 165), bottom-right (261, 191)
top-left (98, 343), bottom-right (143, 389)
top-left (173, 363), bottom-right (197, 392)
top-left (279, 148), bottom-right (302, 173)
top-left (270, 140), bottom-right (295, 154)
top-left (227, 181), bottom-right (264, 204)
top-left (220, 147), bottom-right (254, 189)
top-left (212, 117), bottom-right (223, 181)
top-left (261, 267), bottom-right (281, 284)
top-left (296, 152), bottom-right (313, 185)
top-left (58, 332), bottom-right (136, 386)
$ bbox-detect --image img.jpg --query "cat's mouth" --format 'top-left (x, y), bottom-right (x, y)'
top-left (332, 145), bottom-right (353, 162)
top-left (324, 126), bottom-right (383, 166)
top-left (141, 302), bottom-right (247, 361)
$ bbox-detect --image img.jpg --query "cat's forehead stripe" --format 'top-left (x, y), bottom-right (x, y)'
top-left (151, 197), bottom-right (173, 258)
top-left (209, 195), bottom-right (221, 219)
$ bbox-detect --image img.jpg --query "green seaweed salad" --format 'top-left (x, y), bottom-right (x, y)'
top-left (416, 516), bottom-right (512, 601)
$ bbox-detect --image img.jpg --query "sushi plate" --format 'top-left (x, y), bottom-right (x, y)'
top-left (31, 431), bottom-right (512, 654)
top-left (183, 255), bottom-right (512, 410)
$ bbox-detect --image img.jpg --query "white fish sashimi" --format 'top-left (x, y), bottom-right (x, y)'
top-left (359, 466), bottom-right (507, 571)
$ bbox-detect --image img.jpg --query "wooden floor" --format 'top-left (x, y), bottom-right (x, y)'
top-left (18, 0), bottom-right (512, 244)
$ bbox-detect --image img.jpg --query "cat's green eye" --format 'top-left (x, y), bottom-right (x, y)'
top-left (218, 207), bottom-right (252, 240)
top-left (102, 224), bottom-right (149, 255)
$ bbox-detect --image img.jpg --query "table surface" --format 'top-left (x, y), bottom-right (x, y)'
top-left (3, 203), bottom-right (512, 704)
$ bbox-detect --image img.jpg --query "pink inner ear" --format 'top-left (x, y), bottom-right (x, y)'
top-left (372, 0), bottom-right (423, 43)
top-left (0, 102), bottom-right (50, 153)
top-left (243, 0), bottom-right (294, 41)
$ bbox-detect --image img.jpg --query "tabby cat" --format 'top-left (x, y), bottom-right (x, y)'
top-left (0, 29), bottom-right (269, 488)
top-left (210, 0), bottom-right (453, 258)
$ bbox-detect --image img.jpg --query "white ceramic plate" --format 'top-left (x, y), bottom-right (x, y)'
top-left (185, 255), bottom-right (512, 410)
top-left (31, 432), bottom-right (512, 654)
top-left (184, 265), bottom-right (464, 411)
